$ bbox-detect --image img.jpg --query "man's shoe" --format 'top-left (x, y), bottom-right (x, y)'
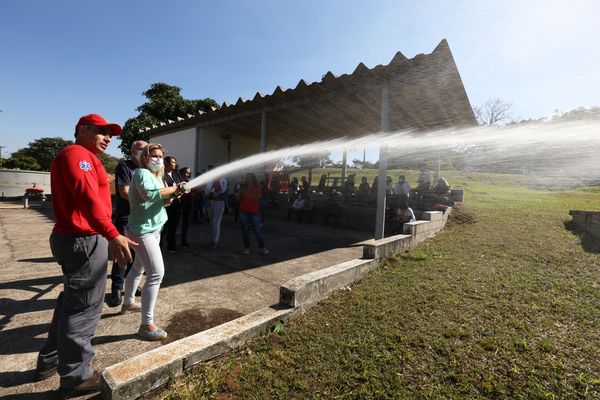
top-left (106, 290), bottom-right (122, 307)
top-left (35, 353), bottom-right (58, 381)
top-left (57, 371), bottom-right (101, 398)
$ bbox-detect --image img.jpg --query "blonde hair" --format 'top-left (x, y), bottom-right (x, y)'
top-left (141, 143), bottom-right (165, 178)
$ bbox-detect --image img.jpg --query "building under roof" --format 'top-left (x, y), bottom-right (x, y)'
top-left (146, 39), bottom-right (476, 175)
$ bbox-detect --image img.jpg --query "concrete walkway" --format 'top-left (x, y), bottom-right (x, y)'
top-left (0, 202), bottom-right (371, 398)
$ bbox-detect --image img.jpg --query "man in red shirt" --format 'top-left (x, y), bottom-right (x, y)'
top-left (35, 114), bottom-right (136, 397)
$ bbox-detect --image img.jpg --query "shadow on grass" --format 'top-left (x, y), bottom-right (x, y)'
top-left (564, 220), bottom-right (600, 253)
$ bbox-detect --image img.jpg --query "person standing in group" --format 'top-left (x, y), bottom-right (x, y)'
top-left (238, 173), bottom-right (269, 255)
top-left (35, 114), bottom-right (136, 397)
top-left (205, 165), bottom-right (228, 250)
top-left (162, 156), bottom-right (182, 253)
top-left (178, 166), bottom-right (193, 248)
top-left (121, 143), bottom-right (187, 340)
top-left (106, 140), bottom-right (148, 307)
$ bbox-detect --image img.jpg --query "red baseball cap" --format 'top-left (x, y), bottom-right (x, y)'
top-left (76, 114), bottom-right (122, 136)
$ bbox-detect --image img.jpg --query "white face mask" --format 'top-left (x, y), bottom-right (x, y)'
top-left (147, 156), bottom-right (164, 172)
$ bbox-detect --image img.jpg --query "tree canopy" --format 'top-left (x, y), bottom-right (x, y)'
top-left (118, 83), bottom-right (219, 155)
top-left (1, 136), bottom-right (119, 172)
top-left (5, 137), bottom-right (72, 171)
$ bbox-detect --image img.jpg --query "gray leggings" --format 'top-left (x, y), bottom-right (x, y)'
top-left (124, 229), bottom-right (164, 325)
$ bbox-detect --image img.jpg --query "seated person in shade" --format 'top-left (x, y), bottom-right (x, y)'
top-left (433, 177), bottom-right (453, 205)
top-left (393, 175), bottom-right (411, 196)
top-left (393, 202), bottom-right (416, 234)
top-left (316, 174), bottom-right (327, 193)
top-left (301, 176), bottom-right (310, 191)
top-left (287, 191), bottom-right (305, 221)
top-left (370, 176), bottom-right (379, 199)
top-left (299, 191), bottom-right (315, 223)
top-left (397, 204), bottom-right (416, 224)
top-left (357, 176), bottom-right (370, 201)
top-left (343, 174), bottom-right (356, 200)
top-left (323, 190), bottom-right (343, 227)
top-left (417, 168), bottom-right (431, 190)
top-left (386, 176), bottom-right (394, 196)
top-left (331, 178), bottom-right (341, 195)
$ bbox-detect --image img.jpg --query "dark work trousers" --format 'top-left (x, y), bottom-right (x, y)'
top-left (38, 233), bottom-right (108, 388)
top-left (110, 214), bottom-right (134, 292)
top-left (180, 196), bottom-right (192, 246)
top-left (162, 200), bottom-right (181, 251)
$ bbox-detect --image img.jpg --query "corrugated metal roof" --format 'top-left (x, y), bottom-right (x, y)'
top-left (143, 39), bottom-right (476, 147)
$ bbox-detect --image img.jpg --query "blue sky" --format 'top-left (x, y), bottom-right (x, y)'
top-left (1, 0), bottom-right (598, 161)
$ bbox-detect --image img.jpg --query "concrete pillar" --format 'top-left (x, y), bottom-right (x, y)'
top-left (260, 111), bottom-right (267, 153)
top-left (375, 83), bottom-right (390, 240)
top-left (341, 149), bottom-right (348, 182)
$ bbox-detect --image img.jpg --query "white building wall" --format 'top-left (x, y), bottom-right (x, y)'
top-left (152, 127), bottom-right (196, 171)
top-left (152, 126), bottom-right (262, 183)
top-left (0, 169), bottom-right (51, 197)
top-left (197, 127), bottom-right (260, 172)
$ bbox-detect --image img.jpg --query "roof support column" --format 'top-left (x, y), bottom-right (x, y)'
top-left (341, 150), bottom-right (348, 183)
top-left (375, 83), bottom-right (390, 240)
top-left (260, 111), bottom-right (268, 153)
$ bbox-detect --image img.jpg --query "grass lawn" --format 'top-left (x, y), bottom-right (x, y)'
top-left (162, 171), bottom-right (600, 399)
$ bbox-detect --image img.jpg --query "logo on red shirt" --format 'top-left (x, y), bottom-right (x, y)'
top-left (79, 160), bottom-right (92, 172)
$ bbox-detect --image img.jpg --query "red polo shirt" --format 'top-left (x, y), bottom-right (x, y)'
top-left (51, 144), bottom-right (119, 240)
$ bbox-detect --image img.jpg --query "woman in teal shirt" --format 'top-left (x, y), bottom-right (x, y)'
top-left (121, 143), bottom-right (185, 341)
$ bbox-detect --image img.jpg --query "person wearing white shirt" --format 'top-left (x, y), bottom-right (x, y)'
top-left (205, 166), bottom-right (229, 250)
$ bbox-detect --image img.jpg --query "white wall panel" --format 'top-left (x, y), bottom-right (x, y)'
top-left (152, 128), bottom-right (196, 171)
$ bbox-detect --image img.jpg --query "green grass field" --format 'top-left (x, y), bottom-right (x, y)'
top-left (163, 170), bottom-right (600, 399)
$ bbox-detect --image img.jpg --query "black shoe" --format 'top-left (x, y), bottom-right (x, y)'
top-left (106, 290), bottom-right (122, 307)
top-left (58, 371), bottom-right (101, 398)
top-left (35, 353), bottom-right (58, 381)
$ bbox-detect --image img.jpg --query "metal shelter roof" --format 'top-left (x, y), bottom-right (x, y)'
top-left (145, 39), bottom-right (476, 147)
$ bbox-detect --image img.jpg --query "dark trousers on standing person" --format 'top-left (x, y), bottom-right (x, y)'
top-left (37, 233), bottom-right (107, 389)
top-left (180, 198), bottom-right (192, 247)
top-left (163, 200), bottom-right (181, 251)
top-left (109, 215), bottom-right (133, 295)
top-left (239, 211), bottom-right (265, 249)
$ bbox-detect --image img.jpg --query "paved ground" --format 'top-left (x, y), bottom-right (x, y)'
top-left (0, 201), bottom-right (372, 398)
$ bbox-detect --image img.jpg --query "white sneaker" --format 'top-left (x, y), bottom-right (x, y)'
top-left (243, 248), bottom-right (250, 255)
top-left (261, 248), bottom-right (269, 255)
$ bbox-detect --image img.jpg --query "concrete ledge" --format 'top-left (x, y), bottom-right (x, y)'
top-left (569, 209), bottom-right (600, 239)
top-left (362, 234), bottom-right (413, 259)
top-left (280, 258), bottom-right (381, 307)
top-left (102, 306), bottom-right (295, 400)
top-left (422, 211), bottom-right (443, 221)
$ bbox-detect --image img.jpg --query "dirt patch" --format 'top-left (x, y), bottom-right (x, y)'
top-left (162, 308), bottom-right (245, 344)
top-left (447, 204), bottom-right (477, 226)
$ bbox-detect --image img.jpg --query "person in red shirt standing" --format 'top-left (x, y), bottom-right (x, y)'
top-left (238, 173), bottom-right (269, 255)
top-left (35, 114), bottom-right (136, 398)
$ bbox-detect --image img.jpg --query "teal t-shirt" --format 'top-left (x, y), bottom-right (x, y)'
top-left (127, 168), bottom-right (168, 235)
